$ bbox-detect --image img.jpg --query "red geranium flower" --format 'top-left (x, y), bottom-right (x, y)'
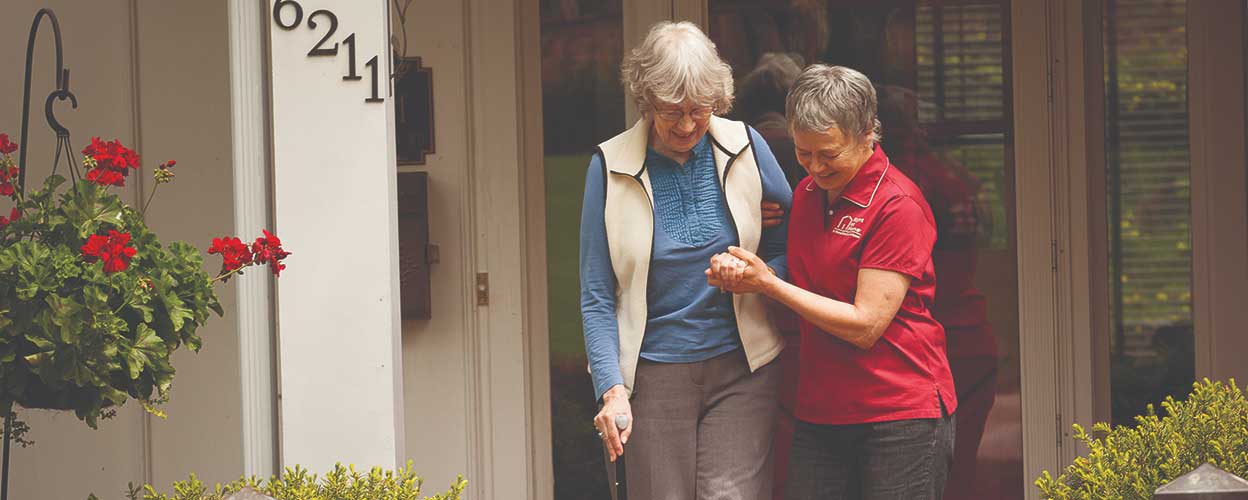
top-left (0, 166), bottom-right (17, 197)
top-left (251, 230), bottom-right (291, 276)
top-left (82, 137), bottom-right (140, 187)
top-left (81, 230), bottom-right (138, 273)
top-left (0, 207), bottom-right (19, 227)
top-left (208, 236), bottom-right (253, 272)
top-left (0, 134), bottom-right (17, 155)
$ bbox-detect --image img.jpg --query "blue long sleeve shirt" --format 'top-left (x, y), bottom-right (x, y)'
top-left (579, 128), bottom-right (793, 400)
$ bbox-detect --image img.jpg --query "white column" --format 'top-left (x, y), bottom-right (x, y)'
top-left (267, 0), bottom-right (404, 470)
top-left (228, 0), bottom-right (277, 478)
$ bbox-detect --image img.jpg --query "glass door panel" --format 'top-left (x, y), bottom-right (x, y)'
top-left (1103, 0), bottom-right (1195, 426)
top-left (540, 0), bottom-right (625, 498)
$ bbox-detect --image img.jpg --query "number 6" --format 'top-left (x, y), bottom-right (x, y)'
top-left (273, 0), bottom-right (303, 30)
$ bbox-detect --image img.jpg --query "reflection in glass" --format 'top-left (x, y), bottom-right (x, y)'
top-left (1104, 0), bottom-right (1194, 427)
top-left (709, 2), bottom-right (1021, 499)
top-left (541, 1), bottom-right (624, 498)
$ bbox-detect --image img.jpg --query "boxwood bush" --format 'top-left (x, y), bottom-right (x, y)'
top-left (1036, 378), bottom-right (1248, 499)
top-left (117, 462), bottom-right (465, 500)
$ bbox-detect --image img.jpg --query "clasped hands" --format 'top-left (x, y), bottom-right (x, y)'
top-left (705, 246), bottom-right (776, 295)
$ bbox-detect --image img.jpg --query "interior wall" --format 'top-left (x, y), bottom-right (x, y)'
top-left (395, 0), bottom-right (473, 490)
top-left (1, 1), bottom-right (243, 498)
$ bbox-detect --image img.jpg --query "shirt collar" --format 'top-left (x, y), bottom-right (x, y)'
top-left (838, 145), bottom-right (891, 208)
top-left (646, 134), bottom-right (710, 167)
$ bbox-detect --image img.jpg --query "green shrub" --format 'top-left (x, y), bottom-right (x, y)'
top-left (1036, 378), bottom-right (1248, 499)
top-left (127, 462), bottom-right (466, 500)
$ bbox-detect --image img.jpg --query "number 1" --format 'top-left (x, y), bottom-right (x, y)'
top-left (343, 33), bottom-right (362, 81)
top-left (365, 56), bottom-right (384, 103)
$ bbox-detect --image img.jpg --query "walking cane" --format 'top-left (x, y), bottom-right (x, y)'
top-left (600, 414), bottom-right (631, 500)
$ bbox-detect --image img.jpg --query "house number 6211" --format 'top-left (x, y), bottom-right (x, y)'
top-left (272, 0), bottom-right (385, 103)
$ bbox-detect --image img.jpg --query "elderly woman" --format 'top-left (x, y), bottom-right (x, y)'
top-left (580, 21), bottom-right (793, 499)
top-left (709, 65), bottom-right (958, 500)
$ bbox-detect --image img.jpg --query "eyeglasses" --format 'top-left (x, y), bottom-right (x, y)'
top-left (653, 106), bottom-right (715, 123)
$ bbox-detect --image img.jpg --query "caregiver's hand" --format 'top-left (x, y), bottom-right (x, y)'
top-left (706, 246), bottom-right (777, 294)
top-left (761, 200), bottom-right (785, 228)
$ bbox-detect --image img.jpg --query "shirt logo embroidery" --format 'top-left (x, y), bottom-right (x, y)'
top-left (833, 215), bottom-right (865, 239)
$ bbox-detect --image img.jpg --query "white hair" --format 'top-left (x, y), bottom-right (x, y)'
top-left (621, 21), bottom-right (734, 116)
top-left (785, 64), bottom-right (882, 145)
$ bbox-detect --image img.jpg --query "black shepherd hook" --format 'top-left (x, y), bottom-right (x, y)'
top-left (16, 7), bottom-right (78, 196)
top-left (6, 10), bottom-right (77, 500)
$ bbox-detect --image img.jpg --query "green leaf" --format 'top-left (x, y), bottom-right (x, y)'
top-left (126, 324), bottom-right (166, 380)
top-left (161, 292), bottom-right (193, 332)
top-left (0, 250), bottom-right (15, 273)
top-left (23, 352), bottom-right (47, 367)
top-left (25, 335), bottom-right (54, 351)
top-left (82, 286), bottom-right (110, 313)
top-left (62, 182), bottom-right (126, 236)
top-left (132, 304), bottom-right (154, 323)
top-left (45, 294), bottom-right (84, 344)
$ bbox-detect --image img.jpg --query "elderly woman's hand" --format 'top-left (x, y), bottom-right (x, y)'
top-left (595, 385), bottom-right (633, 462)
top-left (707, 252), bottom-right (746, 291)
top-left (706, 246), bottom-right (777, 295)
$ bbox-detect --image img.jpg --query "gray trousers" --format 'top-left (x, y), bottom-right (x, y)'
top-left (626, 350), bottom-right (781, 500)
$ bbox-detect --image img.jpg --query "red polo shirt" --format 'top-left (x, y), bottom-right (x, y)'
top-left (788, 146), bottom-right (958, 425)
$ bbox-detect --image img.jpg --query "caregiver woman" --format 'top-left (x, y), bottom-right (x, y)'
top-left (580, 21), bottom-right (793, 500)
top-left (709, 65), bottom-right (958, 500)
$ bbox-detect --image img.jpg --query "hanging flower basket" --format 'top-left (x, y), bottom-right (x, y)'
top-left (0, 133), bottom-right (290, 427)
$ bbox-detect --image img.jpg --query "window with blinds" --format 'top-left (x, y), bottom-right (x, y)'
top-left (1104, 0), bottom-right (1194, 425)
top-left (916, 3), bottom-right (1010, 249)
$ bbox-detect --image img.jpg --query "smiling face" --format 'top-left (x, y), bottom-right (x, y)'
top-left (649, 100), bottom-right (713, 159)
top-left (793, 126), bottom-right (875, 196)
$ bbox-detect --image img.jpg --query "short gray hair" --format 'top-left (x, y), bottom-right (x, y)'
top-left (785, 65), bottom-right (881, 145)
top-left (621, 21), bottom-right (734, 116)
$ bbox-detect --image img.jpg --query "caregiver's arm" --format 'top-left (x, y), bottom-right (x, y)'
top-left (712, 247), bottom-right (908, 350)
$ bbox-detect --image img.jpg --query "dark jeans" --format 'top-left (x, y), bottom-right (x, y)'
top-left (784, 410), bottom-right (956, 500)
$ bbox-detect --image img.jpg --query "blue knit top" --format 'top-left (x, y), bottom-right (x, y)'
top-left (579, 128), bottom-right (793, 399)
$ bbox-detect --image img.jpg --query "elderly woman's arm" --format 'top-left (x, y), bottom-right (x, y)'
top-left (580, 154), bottom-right (634, 460)
top-left (580, 154), bottom-right (625, 400)
top-left (750, 126), bottom-right (792, 278)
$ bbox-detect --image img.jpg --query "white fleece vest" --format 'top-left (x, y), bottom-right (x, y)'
top-left (596, 116), bottom-right (784, 396)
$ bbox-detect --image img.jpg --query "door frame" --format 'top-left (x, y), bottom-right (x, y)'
top-left (667, 0), bottom-right (1068, 495)
top-left (1052, 0), bottom-right (1248, 483)
top-left (522, 0), bottom-right (1248, 497)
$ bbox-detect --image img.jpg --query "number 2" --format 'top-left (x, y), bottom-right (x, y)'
top-left (307, 10), bottom-right (339, 56)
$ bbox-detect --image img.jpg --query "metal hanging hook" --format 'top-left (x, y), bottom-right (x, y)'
top-left (17, 8), bottom-right (73, 196)
top-left (45, 70), bottom-right (78, 138)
